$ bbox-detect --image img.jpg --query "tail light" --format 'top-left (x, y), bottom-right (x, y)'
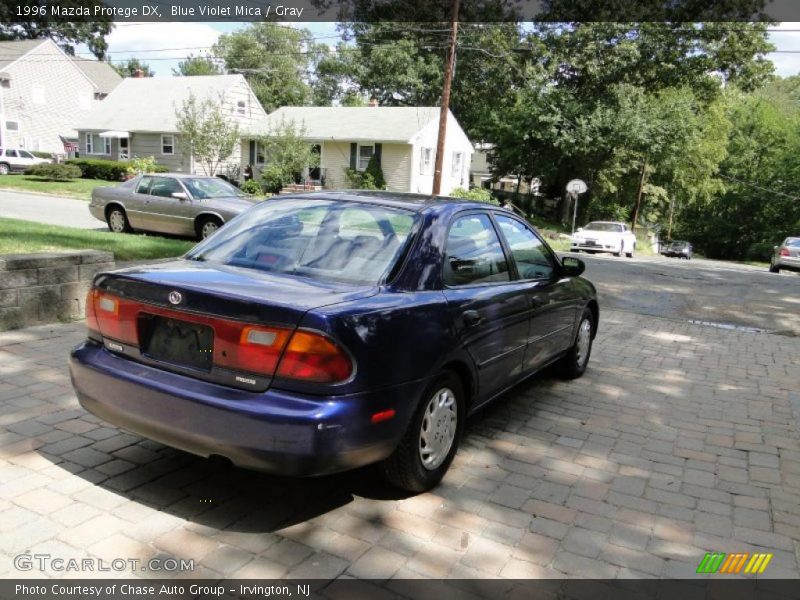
top-left (85, 289), bottom-right (354, 385)
top-left (780, 247), bottom-right (790, 257)
top-left (276, 330), bottom-right (353, 383)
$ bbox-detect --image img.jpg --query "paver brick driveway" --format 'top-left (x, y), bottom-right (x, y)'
top-left (1, 310), bottom-right (799, 580)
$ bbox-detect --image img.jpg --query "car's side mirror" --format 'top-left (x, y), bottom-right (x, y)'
top-left (561, 256), bottom-right (585, 277)
top-left (171, 192), bottom-right (188, 201)
top-left (576, 227), bottom-right (583, 232)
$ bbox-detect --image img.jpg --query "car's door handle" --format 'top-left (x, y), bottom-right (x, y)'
top-left (463, 310), bottom-right (482, 328)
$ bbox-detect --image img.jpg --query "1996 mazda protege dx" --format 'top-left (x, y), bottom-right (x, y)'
top-left (69, 191), bottom-right (598, 492)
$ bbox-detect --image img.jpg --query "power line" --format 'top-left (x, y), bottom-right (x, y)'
top-left (717, 173), bottom-right (800, 201)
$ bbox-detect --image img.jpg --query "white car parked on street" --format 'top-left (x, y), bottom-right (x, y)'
top-left (0, 148), bottom-right (52, 174)
top-left (571, 221), bottom-right (637, 257)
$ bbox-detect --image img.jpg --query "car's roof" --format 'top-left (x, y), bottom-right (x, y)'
top-left (272, 190), bottom-right (504, 213)
top-left (586, 221), bottom-right (624, 224)
top-left (142, 173), bottom-right (220, 179)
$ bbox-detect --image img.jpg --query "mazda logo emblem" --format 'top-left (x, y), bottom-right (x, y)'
top-left (168, 291), bottom-right (183, 305)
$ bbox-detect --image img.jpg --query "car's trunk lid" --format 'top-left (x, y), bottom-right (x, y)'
top-left (91, 260), bottom-right (377, 391)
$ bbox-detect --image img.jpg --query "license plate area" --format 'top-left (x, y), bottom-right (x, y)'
top-left (139, 314), bottom-right (213, 371)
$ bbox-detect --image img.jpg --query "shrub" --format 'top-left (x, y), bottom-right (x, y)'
top-left (240, 179), bottom-right (263, 195)
top-left (24, 163), bottom-right (82, 181)
top-left (66, 158), bottom-right (129, 181)
top-left (126, 155), bottom-right (167, 176)
top-left (449, 187), bottom-right (500, 205)
top-left (745, 242), bottom-right (775, 262)
top-left (364, 154), bottom-right (386, 189)
top-left (31, 151), bottom-right (54, 159)
top-left (66, 158), bottom-right (168, 180)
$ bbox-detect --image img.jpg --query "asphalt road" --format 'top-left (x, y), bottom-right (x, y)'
top-left (569, 251), bottom-right (800, 336)
top-left (0, 189), bottom-right (102, 229)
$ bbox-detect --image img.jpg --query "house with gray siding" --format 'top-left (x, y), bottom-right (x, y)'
top-left (248, 105), bottom-right (474, 195)
top-left (75, 74), bottom-right (267, 176)
top-left (0, 38), bottom-right (121, 153)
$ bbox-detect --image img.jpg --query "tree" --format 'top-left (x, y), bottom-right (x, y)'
top-left (0, 2), bottom-right (112, 59)
top-left (175, 93), bottom-right (240, 176)
top-left (173, 54), bottom-right (221, 77)
top-left (256, 119), bottom-right (319, 192)
top-left (214, 23), bottom-right (327, 112)
top-left (111, 58), bottom-right (154, 78)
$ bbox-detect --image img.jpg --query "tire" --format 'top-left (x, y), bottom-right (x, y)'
top-left (106, 206), bottom-right (131, 233)
top-left (614, 242), bottom-right (623, 257)
top-left (381, 371), bottom-right (465, 493)
top-left (0, 163), bottom-right (9, 175)
top-left (769, 261), bottom-right (780, 273)
top-left (556, 307), bottom-right (594, 380)
top-left (197, 216), bottom-right (222, 240)
top-left (626, 242), bottom-right (635, 258)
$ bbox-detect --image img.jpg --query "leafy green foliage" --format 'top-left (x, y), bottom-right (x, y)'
top-left (66, 159), bottom-right (129, 181)
top-left (173, 54), bottom-right (221, 76)
top-left (111, 58), bottom-right (154, 78)
top-left (24, 163), bottom-right (81, 181)
top-left (214, 23), bottom-right (334, 112)
top-left (364, 154), bottom-right (386, 189)
top-left (0, 2), bottom-right (112, 59)
top-left (240, 179), bottom-right (263, 195)
top-left (449, 187), bottom-right (499, 205)
top-left (126, 156), bottom-right (166, 176)
top-left (174, 93), bottom-right (240, 176)
top-left (256, 119), bottom-right (319, 193)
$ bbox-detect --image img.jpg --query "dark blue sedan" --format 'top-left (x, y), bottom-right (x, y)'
top-left (69, 192), bottom-right (598, 492)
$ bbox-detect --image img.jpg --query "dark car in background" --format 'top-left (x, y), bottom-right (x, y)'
top-left (69, 192), bottom-right (598, 492)
top-left (770, 237), bottom-right (800, 273)
top-left (662, 240), bottom-right (693, 260)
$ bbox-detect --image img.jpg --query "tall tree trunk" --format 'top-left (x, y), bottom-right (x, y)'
top-left (631, 156), bottom-right (648, 232)
top-left (667, 196), bottom-right (676, 240)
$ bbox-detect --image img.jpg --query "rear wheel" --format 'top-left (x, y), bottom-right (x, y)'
top-left (106, 207), bottom-right (131, 233)
top-left (197, 216), bottom-right (222, 240)
top-left (556, 308), bottom-right (594, 380)
top-left (0, 163), bottom-right (9, 175)
top-left (381, 371), bottom-right (464, 493)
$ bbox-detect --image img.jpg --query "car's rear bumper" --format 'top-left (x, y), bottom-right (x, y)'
top-left (776, 256), bottom-right (800, 270)
top-left (69, 341), bottom-right (423, 476)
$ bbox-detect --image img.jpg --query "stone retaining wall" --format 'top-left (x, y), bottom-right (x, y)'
top-left (0, 251), bottom-right (115, 330)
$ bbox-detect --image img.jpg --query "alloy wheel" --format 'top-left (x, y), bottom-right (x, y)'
top-left (575, 317), bottom-right (592, 368)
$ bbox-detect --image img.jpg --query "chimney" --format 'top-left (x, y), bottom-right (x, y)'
top-left (369, 97), bottom-right (379, 107)
top-left (133, 69), bottom-right (144, 78)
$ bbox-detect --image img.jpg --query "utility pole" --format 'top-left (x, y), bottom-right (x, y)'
top-left (432, 0), bottom-right (460, 196)
top-left (631, 155), bottom-right (648, 232)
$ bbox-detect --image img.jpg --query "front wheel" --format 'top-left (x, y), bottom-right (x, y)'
top-left (0, 163), bottom-right (10, 175)
top-left (381, 372), bottom-right (464, 493)
top-left (769, 261), bottom-right (780, 273)
top-left (556, 308), bottom-right (594, 380)
top-left (614, 242), bottom-right (623, 257)
top-left (626, 242), bottom-right (635, 258)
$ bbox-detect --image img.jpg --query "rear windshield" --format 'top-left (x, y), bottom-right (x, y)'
top-left (584, 222), bottom-right (623, 232)
top-left (186, 199), bottom-right (418, 285)
top-left (785, 238), bottom-right (800, 248)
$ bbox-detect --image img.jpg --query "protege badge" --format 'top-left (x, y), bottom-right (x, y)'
top-left (235, 376), bottom-right (257, 385)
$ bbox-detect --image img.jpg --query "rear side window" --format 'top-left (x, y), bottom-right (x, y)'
top-left (495, 215), bottom-right (555, 280)
top-left (186, 199), bottom-right (418, 286)
top-left (136, 177), bottom-right (152, 195)
top-left (444, 213), bottom-right (510, 286)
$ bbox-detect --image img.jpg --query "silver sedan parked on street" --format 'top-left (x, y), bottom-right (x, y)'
top-left (770, 237), bottom-right (800, 273)
top-left (89, 173), bottom-right (256, 240)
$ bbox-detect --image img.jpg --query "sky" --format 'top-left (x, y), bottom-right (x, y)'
top-left (91, 21), bottom-right (800, 78)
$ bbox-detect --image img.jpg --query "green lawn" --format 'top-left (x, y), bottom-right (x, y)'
top-left (0, 175), bottom-right (109, 200)
top-left (0, 217), bottom-right (196, 261)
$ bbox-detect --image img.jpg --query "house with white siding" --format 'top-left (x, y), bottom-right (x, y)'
top-left (75, 74), bottom-right (267, 175)
top-left (248, 106), bottom-right (474, 195)
top-left (0, 38), bottom-right (121, 153)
